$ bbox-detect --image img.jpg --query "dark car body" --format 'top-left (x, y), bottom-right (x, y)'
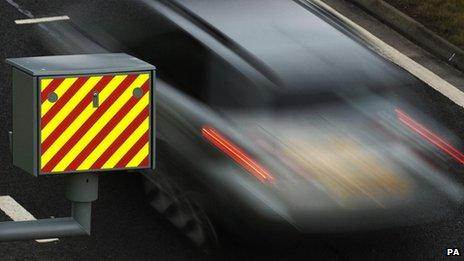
top-left (38, 0), bottom-right (464, 236)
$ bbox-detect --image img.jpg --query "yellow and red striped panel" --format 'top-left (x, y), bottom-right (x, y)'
top-left (39, 73), bottom-right (151, 174)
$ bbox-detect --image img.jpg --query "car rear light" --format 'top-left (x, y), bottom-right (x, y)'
top-left (395, 108), bottom-right (464, 165)
top-left (201, 126), bottom-right (274, 183)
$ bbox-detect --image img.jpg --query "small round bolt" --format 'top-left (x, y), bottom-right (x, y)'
top-left (47, 92), bottom-right (58, 103)
top-left (133, 87), bottom-right (143, 98)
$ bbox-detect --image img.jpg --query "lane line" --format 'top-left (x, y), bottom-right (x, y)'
top-left (307, 0), bottom-right (464, 108)
top-left (0, 196), bottom-right (59, 243)
top-left (5, 0), bottom-right (33, 18)
top-left (15, 15), bottom-right (70, 25)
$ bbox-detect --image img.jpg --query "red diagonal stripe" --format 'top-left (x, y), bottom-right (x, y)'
top-left (65, 98), bottom-right (150, 171)
top-left (140, 155), bottom-right (149, 167)
top-left (41, 75), bottom-right (115, 153)
top-left (89, 108), bottom-right (149, 169)
top-left (90, 84), bottom-right (150, 169)
top-left (115, 130), bottom-right (149, 168)
top-left (41, 77), bottom-right (90, 128)
top-left (41, 74), bottom-right (139, 173)
top-left (41, 78), bottom-right (65, 104)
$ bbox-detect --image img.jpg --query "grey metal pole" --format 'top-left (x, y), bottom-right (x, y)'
top-left (0, 173), bottom-right (98, 242)
top-left (72, 202), bottom-right (92, 235)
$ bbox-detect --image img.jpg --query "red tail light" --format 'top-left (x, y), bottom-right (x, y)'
top-left (201, 126), bottom-right (274, 183)
top-left (395, 108), bottom-right (464, 165)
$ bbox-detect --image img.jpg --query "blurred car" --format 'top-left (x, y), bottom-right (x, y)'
top-left (38, 0), bottom-right (464, 250)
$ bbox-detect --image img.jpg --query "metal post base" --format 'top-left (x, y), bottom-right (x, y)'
top-left (0, 173), bottom-right (98, 242)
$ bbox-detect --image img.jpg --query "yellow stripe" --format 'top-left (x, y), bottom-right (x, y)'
top-left (40, 79), bottom-right (53, 115)
top-left (102, 118), bottom-right (149, 169)
top-left (41, 77), bottom-right (101, 140)
top-left (41, 75), bottom-right (127, 167)
top-left (76, 91), bottom-right (150, 170)
top-left (40, 79), bottom-right (53, 91)
top-left (126, 143), bottom-right (149, 167)
top-left (51, 74), bottom-right (149, 171)
top-left (40, 78), bottom-right (53, 115)
top-left (41, 77), bottom-right (78, 116)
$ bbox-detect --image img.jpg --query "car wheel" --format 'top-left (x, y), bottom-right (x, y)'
top-left (142, 166), bottom-right (219, 253)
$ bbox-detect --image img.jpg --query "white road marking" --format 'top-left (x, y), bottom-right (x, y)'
top-left (15, 15), bottom-right (70, 25)
top-left (309, 0), bottom-right (464, 108)
top-left (5, 0), bottom-right (33, 18)
top-left (0, 196), bottom-right (59, 243)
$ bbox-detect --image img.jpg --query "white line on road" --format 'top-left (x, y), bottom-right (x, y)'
top-left (15, 15), bottom-right (70, 25)
top-left (309, 0), bottom-right (464, 108)
top-left (0, 196), bottom-right (59, 243)
top-left (5, 0), bottom-right (33, 18)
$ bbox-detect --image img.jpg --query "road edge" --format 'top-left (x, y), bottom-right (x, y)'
top-left (347, 0), bottom-right (464, 72)
top-left (306, 0), bottom-right (464, 108)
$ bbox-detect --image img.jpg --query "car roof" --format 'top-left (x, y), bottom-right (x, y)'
top-left (170, 0), bottom-right (418, 92)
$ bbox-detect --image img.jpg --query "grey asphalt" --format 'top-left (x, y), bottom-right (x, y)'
top-left (0, 0), bottom-right (463, 260)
